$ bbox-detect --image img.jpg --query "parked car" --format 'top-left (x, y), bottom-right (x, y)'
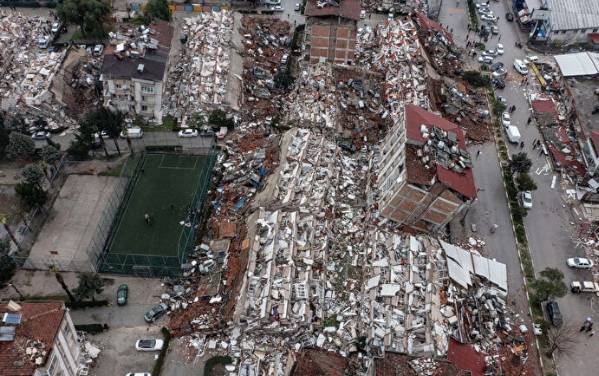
top-left (567, 257), bottom-right (594, 269)
top-left (295, 3), bottom-right (300, 11)
top-left (178, 128), bottom-right (198, 138)
top-left (492, 78), bottom-right (505, 89)
top-left (491, 25), bottom-right (499, 35)
top-left (485, 48), bottom-right (497, 56)
top-left (360, 10), bottom-right (366, 19)
top-left (93, 44), bottom-right (104, 56)
top-left (281, 54), bottom-right (289, 64)
top-left (120, 127), bottom-right (143, 139)
top-left (117, 284), bottom-right (128, 306)
top-left (478, 55), bottom-right (493, 64)
top-left (135, 339), bottom-right (164, 351)
top-left (481, 14), bottom-right (498, 23)
top-left (513, 59), bottom-right (529, 75)
top-left (490, 62), bottom-right (504, 71)
top-left (144, 303), bottom-right (168, 323)
top-left (501, 112), bottom-right (511, 127)
top-left (125, 373), bottom-right (151, 376)
top-left (519, 191), bottom-right (533, 209)
top-left (497, 95), bottom-right (507, 104)
top-left (546, 301), bottom-right (563, 327)
top-left (506, 12), bottom-right (514, 22)
top-left (491, 68), bottom-right (507, 78)
top-left (37, 35), bottom-right (50, 49)
top-left (51, 22), bottom-right (62, 34)
top-left (570, 281), bottom-right (599, 294)
top-left (496, 43), bottom-right (504, 55)
top-left (31, 131), bottom-right (51, 140)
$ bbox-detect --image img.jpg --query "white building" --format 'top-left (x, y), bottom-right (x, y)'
top-left (0, 301), bottom-right (82, 376)
top-left (101, 20), bottom-right (173, 122)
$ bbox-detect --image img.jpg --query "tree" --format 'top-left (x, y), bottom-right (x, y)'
top-left (73, 273), bottom-right (104, 301)
top-left (15, 182), bottom-right (48, 211)
top-left (21, 164), bottom-right (45, 188)
top-left (516, 172), bottom-right (537, 191)
top-left (530, 267), bottom-right (567, 305)
top-left (5, 133), bottom-right (35, 161)
top-left (144, 0), bottom-right (172, 22)
top-left (510, 152), bottom-right (532, 173)
top-left (209, 109), bottom-right (235, 130)
top-left (0, 254), bottom-right (16, 287)
top-left (57, 0), bottom-right (110, 39)
top-left (52, 268), bottom-right (76, 303)
top-left (546, 325), bottom-right (578, 357)
top-left (462, 70), bottom-right (489, 87)
top-left (67, 120), bottom-right (96, 160)
top-left (41, 146), bottom-right (60, 164)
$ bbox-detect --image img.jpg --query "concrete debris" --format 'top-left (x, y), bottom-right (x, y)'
top-left (164, 11), bottom-right (232, 123)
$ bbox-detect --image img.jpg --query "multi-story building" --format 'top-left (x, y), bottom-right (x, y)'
top-left (378, 104), bottom-right (476, 232)
top-left (101, 20), bottom-right (173, 122)
top-left (0, 301), bottom-right (82, 376)
top-left (304, 0), bottom-right (360, 65)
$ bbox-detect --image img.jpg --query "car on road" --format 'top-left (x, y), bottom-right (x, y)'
top-left (496, 43), bottom-right (504, 55)
top-left (501, 112), bottom-right (511, 127)
top-left (135, 339), bottom-right (164, 351)
top-left (31, 131), bottom-right (51, 140)
top-left (492, 78), bottom-right (505, 89)
top-left (144, 303), bottom-right (168, 323)
top-left (570, 281), bottom-right (599, 294)
top-left (497, 95), bottom-right (507, 104)
top-left (519, 191), bottom-right (533, 209)
top-left (506, 12), bottom-right (514, 22)
top-left (490, 62), bottom-right (504, 71)
top-left (478, 55), bottom-right (493, 64)
top-left (513, 59), bottom-right (529, 75)
top-left (491, 25), bottom-right (499, 35)
top-left (120, 127), bottom-right (143, 139)
top-left (178, 128), bottom-right (198, 138)
top-left (546, 301), bottom-right (563, 327)
top-left (485, 48), bottom-right (497, 56)
top-left (567, 257), bottom-right (594, 269)
top-left (481, 14), bottom-right (498, 23)
top-left (117, 284), bottom-right (128, 306)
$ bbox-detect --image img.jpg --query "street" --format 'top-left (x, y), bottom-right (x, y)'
top-left (439, 1), bottom-right (599, 375)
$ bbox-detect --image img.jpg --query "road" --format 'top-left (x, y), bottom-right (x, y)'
top-left (439, 2), bottom-right (599, 375)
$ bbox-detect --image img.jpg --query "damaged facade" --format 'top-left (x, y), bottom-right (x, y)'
top-left (101, 20), bottom-right (173, 121)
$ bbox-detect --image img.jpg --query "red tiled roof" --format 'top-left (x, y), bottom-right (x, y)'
top-left (590, 131), bottom-right (599, 154)
top-left (589, 33), bottom-right (599, 44)
top-left (447, 339), bottom-right (485, 376)
top-left (405, 104), bottom-right (466, 148)
top-left (304, 0), bottom-right (361, 21)
top-left (531, 99), bottom-right (557, 115)
top-left (436, 165), bottom-right (477, 199)
top-left (414, 11), bottom-right (454, 43)
top-left (0, 302), bottom-right (65, 376)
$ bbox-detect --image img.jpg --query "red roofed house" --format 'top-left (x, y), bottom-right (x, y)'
top-left (0, 301), bottom-right (82, 376)
top-left (304, 0), bottom-right (360, 64)
top-left (378, 104), bottom-right (476, 233)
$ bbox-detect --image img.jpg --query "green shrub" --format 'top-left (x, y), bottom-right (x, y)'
top-left (462, 71), bottom-right (490, 87)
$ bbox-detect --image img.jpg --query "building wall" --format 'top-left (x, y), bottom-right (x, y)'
top-left (306, 18), bottom-right (357, 65)
top-left (549, 27), bottom-right (599, 44)
top-left (36, 311), bottom-right (80, 376)
top-left (103, 77), bottom-right (163, 121)
top-left (580, 138), bottom-right (599, 175)
top-left (378, 117), bottom-right (407, 208)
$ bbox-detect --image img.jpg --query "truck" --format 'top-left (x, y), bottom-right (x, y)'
top-left (570, 281), bottom-right (599, 295)
top-left (506, 125), bottom-right (521, 144)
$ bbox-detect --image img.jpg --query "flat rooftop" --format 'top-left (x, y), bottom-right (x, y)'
top-left (567, 77), bottom-right (599, 135)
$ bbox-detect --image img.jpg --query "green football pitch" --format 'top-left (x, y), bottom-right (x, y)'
top-left (106, 153), bottom-right (212, 258)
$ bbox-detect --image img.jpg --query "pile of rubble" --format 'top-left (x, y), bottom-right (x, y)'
top-left (241, 16), bottom-right (292, 120)
top-left (0, 10), bottom-right (74, 129)
top-left (164, 11), bottom-right (232, 122)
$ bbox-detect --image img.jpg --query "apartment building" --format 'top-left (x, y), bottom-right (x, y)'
top-left (0, 301), bottom-right (81, 376)
top-left (378, 104), bottom-right (476, 232)
top-left (304, 0), bottom-right (360, 65)
top-left (101, 20), bottom-right (173, 122)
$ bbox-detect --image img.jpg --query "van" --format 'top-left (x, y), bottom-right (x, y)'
top-left (120, 127), bottom-right (143, 139)
top-left (506, 125), bottom-right (521, 144)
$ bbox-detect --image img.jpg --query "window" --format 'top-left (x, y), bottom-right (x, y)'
top-left (594, 29), bottom-right (598, 33)
top-left (62, 322), bottom-right (74, 346)
top-left (141, 96), bottom-right (146, 101)
top-left (141, 105), bottom-right (148, 111)
top-left (141, 85), bottom-right (154, 94)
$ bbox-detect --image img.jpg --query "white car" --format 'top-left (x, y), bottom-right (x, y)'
top-left (51, 23), bottom-right (61, 34)
top-left (496, 43), bottom-right (504, 55)
top-left (294, 3), bottom-right (300, 11)
top-left (478, 55), bottom-right (493, 64)
top-left (93, 44), bottom-right (104, 56)
top-left (125, 373), bottom-right (151, 376)
top-left (501, 112), bottom-right (511, 128)
top-left (31, 131), bottom-right (51, 140)
top-left (513, 59), bottom-right (529, 75)
top-left (491, 67), bottom-right (507, 78)
top-left (178, 129), bottom-right (198, 138)
top-left (567, 257), bottom-right (594, 269)
top-left (526, 55), bottom-right (539, 62)
top-left (481, 14), bottom-right (498, 23)
top-left (135, 339), bottom-right (164, 351)
top-left (360, 10), bottom-right (366, 19)
top-left (388, 13), bottom-right (394, 20)
top-left (519, 191), bottom-right (533, 209)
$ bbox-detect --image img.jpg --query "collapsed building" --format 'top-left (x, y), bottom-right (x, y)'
top-left (304, 0), bottom-right (360, 65)
top-left (101, 20), bottom-right (173, 121)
